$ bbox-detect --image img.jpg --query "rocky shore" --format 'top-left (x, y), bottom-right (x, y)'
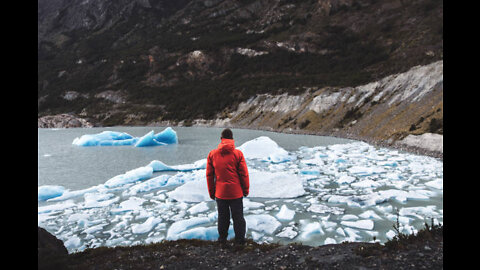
top-left (38, 222), bottom-right (443, 270)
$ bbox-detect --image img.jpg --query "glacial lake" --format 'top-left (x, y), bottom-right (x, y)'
top-left (38, 126), bottom-right (443, 253)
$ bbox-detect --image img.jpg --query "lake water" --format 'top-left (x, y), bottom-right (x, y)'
top-left (38, 127), bottom-right (353, 190)
top-left (38, 127), bottom-right (443, 253)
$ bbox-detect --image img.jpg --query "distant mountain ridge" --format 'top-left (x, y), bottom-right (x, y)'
top-left (38, 0), bottom-right (443, 150)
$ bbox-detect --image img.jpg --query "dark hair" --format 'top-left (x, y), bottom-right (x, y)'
top-left (221, 128), bottom-right (233, 139)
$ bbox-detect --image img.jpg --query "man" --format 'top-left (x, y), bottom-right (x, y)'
top-left (206, 128), bottom-right (249, 245)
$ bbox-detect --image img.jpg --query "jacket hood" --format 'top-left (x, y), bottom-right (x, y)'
top-left (218, 138), bottom-right (235, 154)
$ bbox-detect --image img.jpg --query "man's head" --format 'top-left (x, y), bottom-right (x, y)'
top-left (221, 128), bottom-right (233, 140)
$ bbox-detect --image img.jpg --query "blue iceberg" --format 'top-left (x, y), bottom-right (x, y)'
top-left (72, 128), bottom-right (178, 147)
top-left (154, 127), bottom-right (178, 144)
top-left (38, 185), bottom-right (66, 201)
top-left (134, 131), bottom-right (167, 147)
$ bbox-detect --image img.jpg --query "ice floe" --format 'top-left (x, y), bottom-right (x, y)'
top-left (39, 136), bottom-right (443, 253)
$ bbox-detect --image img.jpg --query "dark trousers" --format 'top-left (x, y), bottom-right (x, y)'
top-left (216, 197), bottom-right (246, 243)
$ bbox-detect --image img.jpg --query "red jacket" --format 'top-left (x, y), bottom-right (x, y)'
top-left (206, 138), bottom-right (249, 200)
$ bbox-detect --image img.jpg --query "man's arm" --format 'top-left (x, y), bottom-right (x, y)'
top-left (206, 152), bottom-right (216, 200)
top-left (237, 151), bottom-right (250, 197)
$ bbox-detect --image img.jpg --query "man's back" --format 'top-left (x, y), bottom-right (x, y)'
top-left (206, 138), bottom-right (249, 200)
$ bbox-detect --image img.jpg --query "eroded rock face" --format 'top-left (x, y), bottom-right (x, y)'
top-left (38, 114), bottom-right (93, 128)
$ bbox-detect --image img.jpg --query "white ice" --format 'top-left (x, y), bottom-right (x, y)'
top-left (237, 136), bottom-right (294, 163)
top-left (38, 185), bottom-right (65, 201)
top-left (275, 205), bottom-right (295, 221)
top-left (245, 214), bottom-right (281, 235)
top-left (39, 136), bottom-right (443, 253)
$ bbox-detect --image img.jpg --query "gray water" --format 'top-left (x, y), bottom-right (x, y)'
top-left (38, 127), bottom-right (353, 190)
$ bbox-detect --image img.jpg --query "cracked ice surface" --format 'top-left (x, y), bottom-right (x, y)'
top-left (38, 137), bottom-right (442, 253)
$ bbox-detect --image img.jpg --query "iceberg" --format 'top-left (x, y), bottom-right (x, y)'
top-left (340, 219), bottom-right (374, 230)
top-left (148, 159), bottom-right (207, 172)
top-left (245, 214), bottom-right (281, 235)
top-left (104, 166), bottom-right (153, 188)
top-left (175, 226), bottom-right (234, 241)
top-left (300, 222), bottom-right (324, 239)
top-left (276, 226), bottom-right (298, 239)
top-left (249, 171), bottom-right (305, 198)
top-left (38, 185), bottom-right (65, 201)
top-left (167, 179), bottom-right (211, 203)
top-left (72, 128), bottom-right (178, 147)
top-left (131, 217), bottom-right (163, 234)
top-left (275, 205), bottom-right (295, 221)
top-left (237, 136), bottom-right (294, 163)
top-left (154, 127), bottom-right (178, 144)
top-left (166, 217), bottom-right (211, 240)
top-left (135, 131), bottom-right (166, 147)
top-left (72, 131), bottom-right (135, 146)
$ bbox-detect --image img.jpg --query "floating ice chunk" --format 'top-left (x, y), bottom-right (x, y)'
top-left (336, 227), bottom-right (346, 237)
top-left (326, 195), bottom-right (361, 207)
top-left (324, 237), bottom-right (337, 245)
top-left (245, 214), bottom-right (281, 234)
top-left (38, 200), bottom-right (77, 214)
top-left (83, 223), bottom-right (107, 235)
top-left (177, 226), bottom-right (234, 241)
top-left (83, 196), bottom-right (119, 209)
top-left (337, 175), bottom-right (356, 184)
top-left (38, 185), bottom-right (65, 201)
top-left (153, 127), bottom-right (178, 144)
top-left (249, 171), bottom-right (305, 198)
top-left (145, 235), bottom-right (165, 244)
top-left (341, 215), bottom-right (359, 221)
top-left (348, 166), bottom-right (385, 176)
top-left (147, 159), bottom-right (206, 172)
top-left (300, 222), bottom-right (323, 239)
top-left (188, 201), bottom-right (210, 215)
top-left (425, 179), bottom-right (443, 190)
top-left (340, 220), bottom-right (374, 230)
top-left (237, 136), bottom-right (293, 163)
top-left (343, 227), bottom-right (361, 241)
top-left (307, 204), bottom-right (345, 215)
top-left (64, 235), bottom-right (82, 250)
top-left (276, 226), bottom-right (298, 239)
top-left (167, 179), bottom-right (210, 203)
top-left (243, 198), bottom-right (264, 210)
top-left (166, 217), bottom-right (211, 240)
top-left (275, 205), bottom-right (295, 221)
top-left (72, 131), bottom-right (135, 146)
top-left (111, 197), bottom-right (146, 214)
top-left (147, 160), bottom-right (174, 171)
top-left (351, 180), bottom-right (380, 189)
top-left (135, 130), bottom-right (167, 147)
top-left (399, 206), bottom-right (438, 218)
top-left (104, 166), bottom-right (153, 188)
top-left (132, 217), bottom-right (163, 234)
top-left (251, 231), bottom-right (264, 241)
top-left (386, 230), bottom-right (397, 240)
top-left (47, 185), bottom-right (103, 202)
top-left (171, 159), bottom-right (207, 171)
top-left (359, 210), bottom-right (383, 220)
top-left (126, 175), bottom-right (171, 195)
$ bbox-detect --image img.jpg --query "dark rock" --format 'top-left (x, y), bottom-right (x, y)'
top-left (38, 227), bottom-right (68, 270)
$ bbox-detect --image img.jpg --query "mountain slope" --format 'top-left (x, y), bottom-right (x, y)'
top-left (38, 0), bottom-right (443, 125)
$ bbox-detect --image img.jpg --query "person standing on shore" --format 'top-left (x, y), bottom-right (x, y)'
top-left (206, 128), bottom-right (250, 245)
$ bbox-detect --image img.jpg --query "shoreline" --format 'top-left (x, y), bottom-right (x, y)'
top-left (37, 121), bottom-right (443, 160)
